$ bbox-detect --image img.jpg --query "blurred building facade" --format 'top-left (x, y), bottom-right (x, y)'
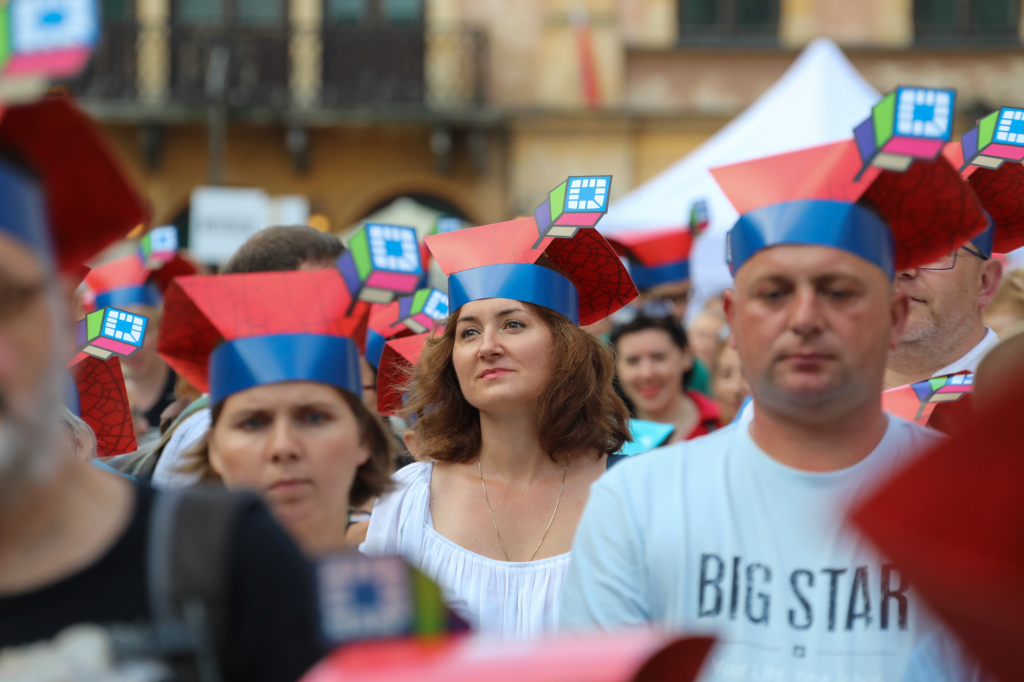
top-left (70, 0), bottom-right (1024, 234)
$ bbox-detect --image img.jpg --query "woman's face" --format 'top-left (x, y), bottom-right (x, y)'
top-left (616, 328), bottom-right (691, 416)
top-left (208, 381), bottom-right (370, 551)
top-left (688, 312), bottom-right (725, 368)
top-left (452, 298), bottom-right (555, 413)
top-left (713, 344), bottom-right (749, 424)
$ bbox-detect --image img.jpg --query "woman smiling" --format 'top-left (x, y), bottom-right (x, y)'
top-left (158, 269), bottom-right (392, 556)
top-left (361, 216), bottom-right (638, 639)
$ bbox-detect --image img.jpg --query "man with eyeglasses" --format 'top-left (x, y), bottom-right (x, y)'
top-left (884, 224), bottom-right (1002, 390)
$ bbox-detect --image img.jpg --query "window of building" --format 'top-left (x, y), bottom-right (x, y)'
top-left (678, 0), bottom-right (778, 43)
top-left (174, 0), bottom-right (286, 25)
top-left (101, 0), bottom-right (133, 22)
top-left (236, 0), bottom-right (284, 24)
top-left (176, 0), bottom-right (225, 24)
top-left (326, 0), bottom-right (369, 23)
top-left (381, 0), bottom-right (421, 23)
top-left (915, 0), bottom-right (1020, 43)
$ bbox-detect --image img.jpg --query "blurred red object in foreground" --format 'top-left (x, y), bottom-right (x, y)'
top-left (851, 367), bottom-right (1024, 682)
top-left (302, 631), bottom-right (714, 682)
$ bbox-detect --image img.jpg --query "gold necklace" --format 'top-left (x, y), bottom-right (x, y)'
top-left (478, 455), bottom-right (570, 562)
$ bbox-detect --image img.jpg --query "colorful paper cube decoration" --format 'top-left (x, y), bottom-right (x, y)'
top-left (317, 551), bottom-right (466, 645)
top-left (72, 307), bottom-right (147, 363)
top-left (0, 0), bottom-right (98, 83)
top-left (138, 225), bottom-right (179, 266)
top-left (337, 223), bottom-right (423, 305)
top-left (881, 372), bottom-right (974, 425)
top-left (620, 419), bottom-right (675, 457)
top-left (959, 107), bottom-right (1024, 171)
top-left (854, 87), bottom-right (955, 175)
top-left (398, 288), bottom-right (449, 334)
top-left (688, 199), bottom-right (709, 237)
top-left (533, 175), bottom-right (612, 243)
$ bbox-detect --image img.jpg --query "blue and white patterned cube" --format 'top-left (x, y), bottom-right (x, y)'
top-left (336, 223), bottom-right (423, 305)
top-left (102, 308), bottom-right (147, 347)
top-left (11, 0), bottom-right (98, 54)
top-left (566, 176), bottom-right (611, 212)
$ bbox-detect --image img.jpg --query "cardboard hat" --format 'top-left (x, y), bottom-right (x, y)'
top-left (425, 216), bottom-right (637, 326)
top-left (0, 96), bottom-right (148, 274)
top-left (376, 331), bottom-right (432, 417)
top-left (68, 355), bottom-right (137, 458)
top-left (83, 251), bottom-right (197, 310)
top-left (365, 288), bottom-right (448, 370)
top-left (158, 269), bottom-right (369, 405)
top-left (607, 228), bottom-right (693, 291)
top-left (943, 123), bottom-right (1024, 256)
top-left (711, 137), bottom-right (989, 278)
top-left (851, 370), bottom-right (1024, 682)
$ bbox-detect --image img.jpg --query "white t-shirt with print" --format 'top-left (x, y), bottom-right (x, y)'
top-left (561, 417), bottom-right (943, 682)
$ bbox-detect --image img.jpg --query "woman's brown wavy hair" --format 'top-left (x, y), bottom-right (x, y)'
top-left (401, 303), bottom-right (630, 463)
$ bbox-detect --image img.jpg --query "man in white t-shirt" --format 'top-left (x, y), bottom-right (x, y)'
top-left (884, 223), bottom-right (1002, 389)
top-left (560, 135), bottom-right (991, 681)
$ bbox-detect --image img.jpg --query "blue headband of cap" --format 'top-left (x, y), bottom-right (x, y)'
top-left (727, 200), bottom-right (895, 279)
top-left (0, 158), bottom-right (52, 268)
top-left (969, 214), bottom-right (994, 258)
top-left (209, 333), bottom-right (362, 405)
top-left (365, 328), bottom-right (387, 370)
top-left (629, 260), bottom-right (690, 290)
top-left (95, 284), bottom-right (163, 310)
top-left (448, 263), bottom-right (580, 324)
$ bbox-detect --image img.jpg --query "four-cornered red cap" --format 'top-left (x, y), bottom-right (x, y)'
top-left (606, 228), bottom-right (693, 291)
top-left (711, 139), bottom-right (989, 276)
top-left (84, 252), bottom-right (198, 311)
top-left (364, 299), bottom-right (414, 370)
top-left (851, 367), bottom-right (1024, 682)
top-left (69, 355), bottom-right (137, 457)
top-left (376, 331), bottom-right (433, 416)
top-left (158, 269), bottom-right (370, 404)
top-left (424, 217), bottom-right (637, 326)
top-left (0, 96), bottom-right (149, 273)
top-left (943, 142), bottom-right (1024, 256)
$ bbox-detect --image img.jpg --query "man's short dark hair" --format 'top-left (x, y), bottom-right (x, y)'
top-left (223, 225), bottom-right (344, 274)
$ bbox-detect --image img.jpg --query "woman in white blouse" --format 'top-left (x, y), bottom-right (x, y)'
top-left (362, 214), bottom-right (638, 639)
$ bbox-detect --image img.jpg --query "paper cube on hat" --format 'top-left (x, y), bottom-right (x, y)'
top-left (944, 125), bottom-right (1024, 256)
top-left (851, 371), bottom-right (1024, 682)
top-left (533, 176), bottom-right (612, 244)
top-left (711, 136), bottom-right (989, 277)
top-left (398, 288), bottom-right (448, 334)
top-left (689, 199), bottom-right (709, 237)
top-left (426, 216), bottom-right (636, 326)
top-left (364, 299), bottom-right (413, 371)
top-left (70, 307), bottom-right (148, 365)
top-left (607, 228), bottom-right (693, 291)
top-left (317, 551), bottom-right (468, 646)
top-left (854, 87), bottom-right (955, 175)
top-left (138, 225), bottom-right (179, 267)
top-left (0, 96), bottom-right (148, 274)
top-left (68, 355), bottom-right (136, 457)
top-left (882, 373), bottom-right (974, 426)
top-left (0, 0), bottom-right (98, 91)
top-left (337, 223), bottom-right (423, 306)
top-left (158, 269), bottom-right (368, 405)
top-left (83, 251), bottom-right (197, 311)
top-left (377, 331), bottom-right (431, 416)
top-left (959, 107), bottom-right (1024, 171)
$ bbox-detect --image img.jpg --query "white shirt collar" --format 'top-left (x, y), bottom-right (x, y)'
top-left (933, 327), bottom-right (1000, 377)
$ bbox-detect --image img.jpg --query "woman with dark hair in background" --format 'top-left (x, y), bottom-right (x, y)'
top-left (610, 313), bottom-right (721, 444)
top-left (362, 215), bottom-right (637, 639)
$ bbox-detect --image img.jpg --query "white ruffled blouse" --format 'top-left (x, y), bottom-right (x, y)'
top-left (360, 461), bottom-right (571, 640)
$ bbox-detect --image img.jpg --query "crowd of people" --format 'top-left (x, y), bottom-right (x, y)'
top-left (1, 90), bottom-right (1022, 682)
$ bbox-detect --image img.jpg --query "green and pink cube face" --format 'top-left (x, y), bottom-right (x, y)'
top-left (854, 87), bottom-right (955, 173)
top-left (399, 288), bottom-right (449, 333)
top-left (337, 223), bottom-right (423, 305)
top-left (961, 107), bottom-right (1024, 170)
top-left (533, 176), bottom-right (612, 240)
top-left (138, 225), bottom-right (178, 265)
top-left (72, 307), bottom-right (147, 364)
top-left (0, 0), bottom-right (98, 81)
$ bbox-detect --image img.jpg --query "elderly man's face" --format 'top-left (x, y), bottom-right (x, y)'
top-left (0, 235), bottom-right (61, 494)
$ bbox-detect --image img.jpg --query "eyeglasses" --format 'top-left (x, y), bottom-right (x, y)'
top-left (917, 244), bottom-right (988, 271)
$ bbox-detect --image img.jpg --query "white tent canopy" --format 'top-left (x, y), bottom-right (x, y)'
top-left (600, 38), bottom-right (880, 319)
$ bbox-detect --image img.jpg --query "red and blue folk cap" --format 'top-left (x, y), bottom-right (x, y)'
top-left (425, 216), bottom-right (636, 326)
top-left (84, 252), bottom-right (197, 310)
top-left (0, 96), bottom-right (148, 274)
top-left (158, 269), bottom-right (369, 405)
top-left (607, 228), bottom-right (693, 290)
top-left (711, 137), bottom-right (989, 278)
